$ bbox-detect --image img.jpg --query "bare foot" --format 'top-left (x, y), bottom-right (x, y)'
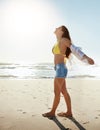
top-left (42, 112), bottom-right (55, 118)
top-left (57, 112), bottom-right (72, 117)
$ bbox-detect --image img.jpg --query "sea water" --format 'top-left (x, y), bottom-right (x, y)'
top-left (0, 62), bottom-right (100, 79)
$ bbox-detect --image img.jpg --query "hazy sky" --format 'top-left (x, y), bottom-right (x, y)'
top-left (0, 0), bottom-right (100, 64)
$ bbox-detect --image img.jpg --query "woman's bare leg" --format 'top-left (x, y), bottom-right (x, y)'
top-left (58, 79), bottom-right (72, 117)
top-left (50, 78), bottom-right (65, 113)
top-left (42, 78), bottom-right (64, 117)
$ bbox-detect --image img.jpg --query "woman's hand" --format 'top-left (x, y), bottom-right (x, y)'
top-left (83, 55), bottom-right (94, 65)
top-left (87, 57), bottom-right (94, 65)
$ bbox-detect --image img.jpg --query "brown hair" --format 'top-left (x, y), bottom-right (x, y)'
top-left (61, 25), bottom-right (71, 58)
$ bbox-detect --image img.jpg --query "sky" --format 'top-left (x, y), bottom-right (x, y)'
top-left (0, 0), bottom-right (100, 64)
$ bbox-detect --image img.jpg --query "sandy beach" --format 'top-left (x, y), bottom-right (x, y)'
top-left (0, 79), bottom-right (100, 130)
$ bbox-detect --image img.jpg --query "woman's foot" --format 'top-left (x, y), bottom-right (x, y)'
top-left (57, 112), bottom-right (72, 117)
top-left (42, 112), bottom-right (55, 118)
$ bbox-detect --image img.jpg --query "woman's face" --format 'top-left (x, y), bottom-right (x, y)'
top-left (54, 26), bottom-right (63, 36)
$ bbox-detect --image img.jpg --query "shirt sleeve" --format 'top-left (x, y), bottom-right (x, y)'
top-left (70, 44), bottom-right (85, 60)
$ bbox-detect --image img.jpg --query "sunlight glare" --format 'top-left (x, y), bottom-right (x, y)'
top-left (0, 1), bottom-right (61, 63)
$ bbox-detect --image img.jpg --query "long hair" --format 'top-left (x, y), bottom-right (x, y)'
top-left (61, 25), bottom-right (71, 58)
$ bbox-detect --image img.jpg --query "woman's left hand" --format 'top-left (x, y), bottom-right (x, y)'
top-left (87, 57), bottom-right (94, 65)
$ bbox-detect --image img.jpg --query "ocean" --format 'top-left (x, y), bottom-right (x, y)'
top-left (0, 62), bottom-right (100, 79)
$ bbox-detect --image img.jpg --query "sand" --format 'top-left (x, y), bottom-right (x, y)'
top-left (0, 79), bottom-right (100, 130)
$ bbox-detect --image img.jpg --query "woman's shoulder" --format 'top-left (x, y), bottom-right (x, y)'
top-left (61, 38), bottom-right (71, 47)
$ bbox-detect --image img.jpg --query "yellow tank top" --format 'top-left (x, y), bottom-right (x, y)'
top-left (52, 43), bottom-right (61, 54)
top-left (52, 42), bottom-right (67, 63)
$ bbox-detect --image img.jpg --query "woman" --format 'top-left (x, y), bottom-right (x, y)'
top-left (42, 25), bottom-right (94, 118)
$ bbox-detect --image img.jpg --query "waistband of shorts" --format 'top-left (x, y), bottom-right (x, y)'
top-left (54, 63), bottom-right (66, 70)
top-left (55, 63), bottom-right (66, 66)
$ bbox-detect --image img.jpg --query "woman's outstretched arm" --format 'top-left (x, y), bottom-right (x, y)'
top-left (70, 44), bottom-right (94, 65)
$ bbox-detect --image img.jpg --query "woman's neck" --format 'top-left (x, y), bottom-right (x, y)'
top-left (56, 36), bottom-right (62, 42)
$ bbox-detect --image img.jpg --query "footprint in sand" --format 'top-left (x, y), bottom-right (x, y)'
top-left (32, 115), bottom-right (36, 117)
top-left (0, 116), bottom-right (4, 118)
top-left (17, 109), bottom-right (23, 112)
top-left (95, 117), bottom-right (98, 119)
top-left (22, 112), bottom-right (27, 114)
top-left (17, 109), bottom-right (27, 114)
top-left (24, 84), bottom-right (28, 86)
top-left (83, 121), bottom-right (89, 124)
top-left (33, 96), bottom-right (36, 99)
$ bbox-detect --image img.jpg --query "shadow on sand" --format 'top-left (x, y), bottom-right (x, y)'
top-left (48, 116), bottom-right (71, 130)
top-left (48, 116), bottom-right (86, 130)
top-left (67, 117), bottom-right (86, 130)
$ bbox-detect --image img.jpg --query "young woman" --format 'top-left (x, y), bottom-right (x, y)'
top-left (42, 25), bottom-right (94, 118)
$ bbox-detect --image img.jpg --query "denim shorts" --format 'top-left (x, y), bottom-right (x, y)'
top-left (54, 63), bottom-right (68, 78)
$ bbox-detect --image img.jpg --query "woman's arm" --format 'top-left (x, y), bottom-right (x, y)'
top-left (61, 38), bottom-right (94, 65)
top-left (70, 44), bottom-right (94, 65)
top-left (82, 54), bottom-right (94, 65)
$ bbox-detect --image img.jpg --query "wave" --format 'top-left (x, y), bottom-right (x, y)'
top-left (0, 62), bottom-right (100, 79)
